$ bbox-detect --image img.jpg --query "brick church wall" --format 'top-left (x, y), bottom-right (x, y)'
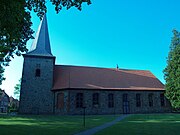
top-left (55, 89), bottom-right (171, 115)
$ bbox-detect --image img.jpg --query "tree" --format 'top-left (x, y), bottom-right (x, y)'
top-left (0, 0), bottom-right (91, 85)
top-left (14, 79), bottom-right (21, 100)
top-left (164, 29), bottom-right (180, 109)
top-left (0, 0), bottom-right (33, 86)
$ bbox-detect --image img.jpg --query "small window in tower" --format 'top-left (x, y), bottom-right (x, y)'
top-left (36, 64), bottom-right (40, 68)
top-left (35, 68), bottom-right (41, 77)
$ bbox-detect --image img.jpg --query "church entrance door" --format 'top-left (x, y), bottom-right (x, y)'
top-left (122, 94), bottom-right (130, 114)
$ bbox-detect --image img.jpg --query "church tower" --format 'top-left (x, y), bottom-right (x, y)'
top-left (19, 15), bottom-right (55, 114)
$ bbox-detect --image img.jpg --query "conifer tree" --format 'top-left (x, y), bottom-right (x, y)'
top-left (164, 29), bottom-right (180, 109)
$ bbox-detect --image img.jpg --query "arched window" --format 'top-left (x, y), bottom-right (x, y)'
top-left (136, 94), bottom-right (141, 107)
top-left (160, 93), bottom-right (165, 107)
top-left (57, 93), bottom-right (64, 109)
top-left (35, 68), bottom-right (41, 77)
top-left (148, 93), bottom-right (153, 107)
top-left (108, 93), bottom-right (114, 108)
top-left (76, 93), bottom-right (83, 108)
top-left (123, 94), bottom-right (128, 102)
top-left (92, 93), bottom-right (99, 107)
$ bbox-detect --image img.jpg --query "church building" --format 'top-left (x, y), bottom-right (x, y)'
top-left (19, 15), bottom-right (171, 115)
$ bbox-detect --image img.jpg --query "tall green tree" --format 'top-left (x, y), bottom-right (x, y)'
top-left (164, 29), bottom-right (180, 109)
top-left (0, 0), bottom-right (91, 85)
top-left (14, 79), bottom-right (21, 100)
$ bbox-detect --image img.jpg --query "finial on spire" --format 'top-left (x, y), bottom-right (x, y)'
top-left (116, 64), bottom-right (119, 70)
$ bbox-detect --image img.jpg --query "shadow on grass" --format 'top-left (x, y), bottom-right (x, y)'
top-left (0, 124), bottom-right (80, 135)
top-left (0, 115), bottom-right (118, 135)
top-left (0, 117), bottom-right (86, 135)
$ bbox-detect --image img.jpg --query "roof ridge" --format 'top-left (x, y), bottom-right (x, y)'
top-left (55, 64), bottom-right (111, 69)
top-left (114, 68), bottom-right (150, 71)
top-left (55, 64), bottom-right (150, 71)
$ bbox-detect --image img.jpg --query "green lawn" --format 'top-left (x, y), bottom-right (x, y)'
top-left (95, 114), bottom-right (180, 135)
top-left (0, 114), bottom-right (118, 135)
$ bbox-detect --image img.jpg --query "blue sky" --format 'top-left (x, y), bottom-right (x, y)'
top-left (1, 0), bottom-right (180, 97)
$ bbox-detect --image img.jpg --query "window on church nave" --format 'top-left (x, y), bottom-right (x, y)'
top-left (108, 93), bottom-right (114, 108)
top-left (136, 94), bottom-right (141, 107)
top-left (35, 68), bottom-right (41, 77)
top-left (148, 93), bottom-right (153, 107)
top-left (160, 93), bottom-right (165, 107)
top-left (57, 93), bottom-right (64, 109)
top-left (123, 94), bottom-right (128, 102)
top-left (92, 93), bottom-right (99, 107)
top-left (76, 93), bottom-right (83, 108)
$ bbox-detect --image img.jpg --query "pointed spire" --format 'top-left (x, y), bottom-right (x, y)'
top-left (27, 14), bottom-right (53, 56)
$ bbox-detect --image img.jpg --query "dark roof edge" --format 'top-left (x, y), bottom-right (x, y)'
top-left (52, 88), bottom-right (165, 92)
top-left (23, 54), bottom-right (56, 59)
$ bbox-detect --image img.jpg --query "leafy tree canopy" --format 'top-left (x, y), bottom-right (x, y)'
top-left (14, 79), bottom-right (21, 100)
top-left (164, 29), bottom-right (180, 109)
top-left (0, 0), bottom-right (91, 85)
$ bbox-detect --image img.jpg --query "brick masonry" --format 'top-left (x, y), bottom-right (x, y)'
top-left (19, 55), bottom-right (171, 115)
top-left (54, 90), bottom-right (171, 115)
top-left (19, 55), bottom-right (55, 114)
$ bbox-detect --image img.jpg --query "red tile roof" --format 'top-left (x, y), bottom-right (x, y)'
top-left (52, 65), bottom-right (164, 91)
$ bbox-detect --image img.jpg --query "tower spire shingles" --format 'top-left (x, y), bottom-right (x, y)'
top-left (27, 14), bottom-right (53, 56)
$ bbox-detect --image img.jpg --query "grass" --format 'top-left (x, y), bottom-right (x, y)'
top-left (95, 114), bottom-right (180, 135)
top-left (0, 114), bottom-right (118, 135)
top-left (1, 114), bottom-right (179, 135)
